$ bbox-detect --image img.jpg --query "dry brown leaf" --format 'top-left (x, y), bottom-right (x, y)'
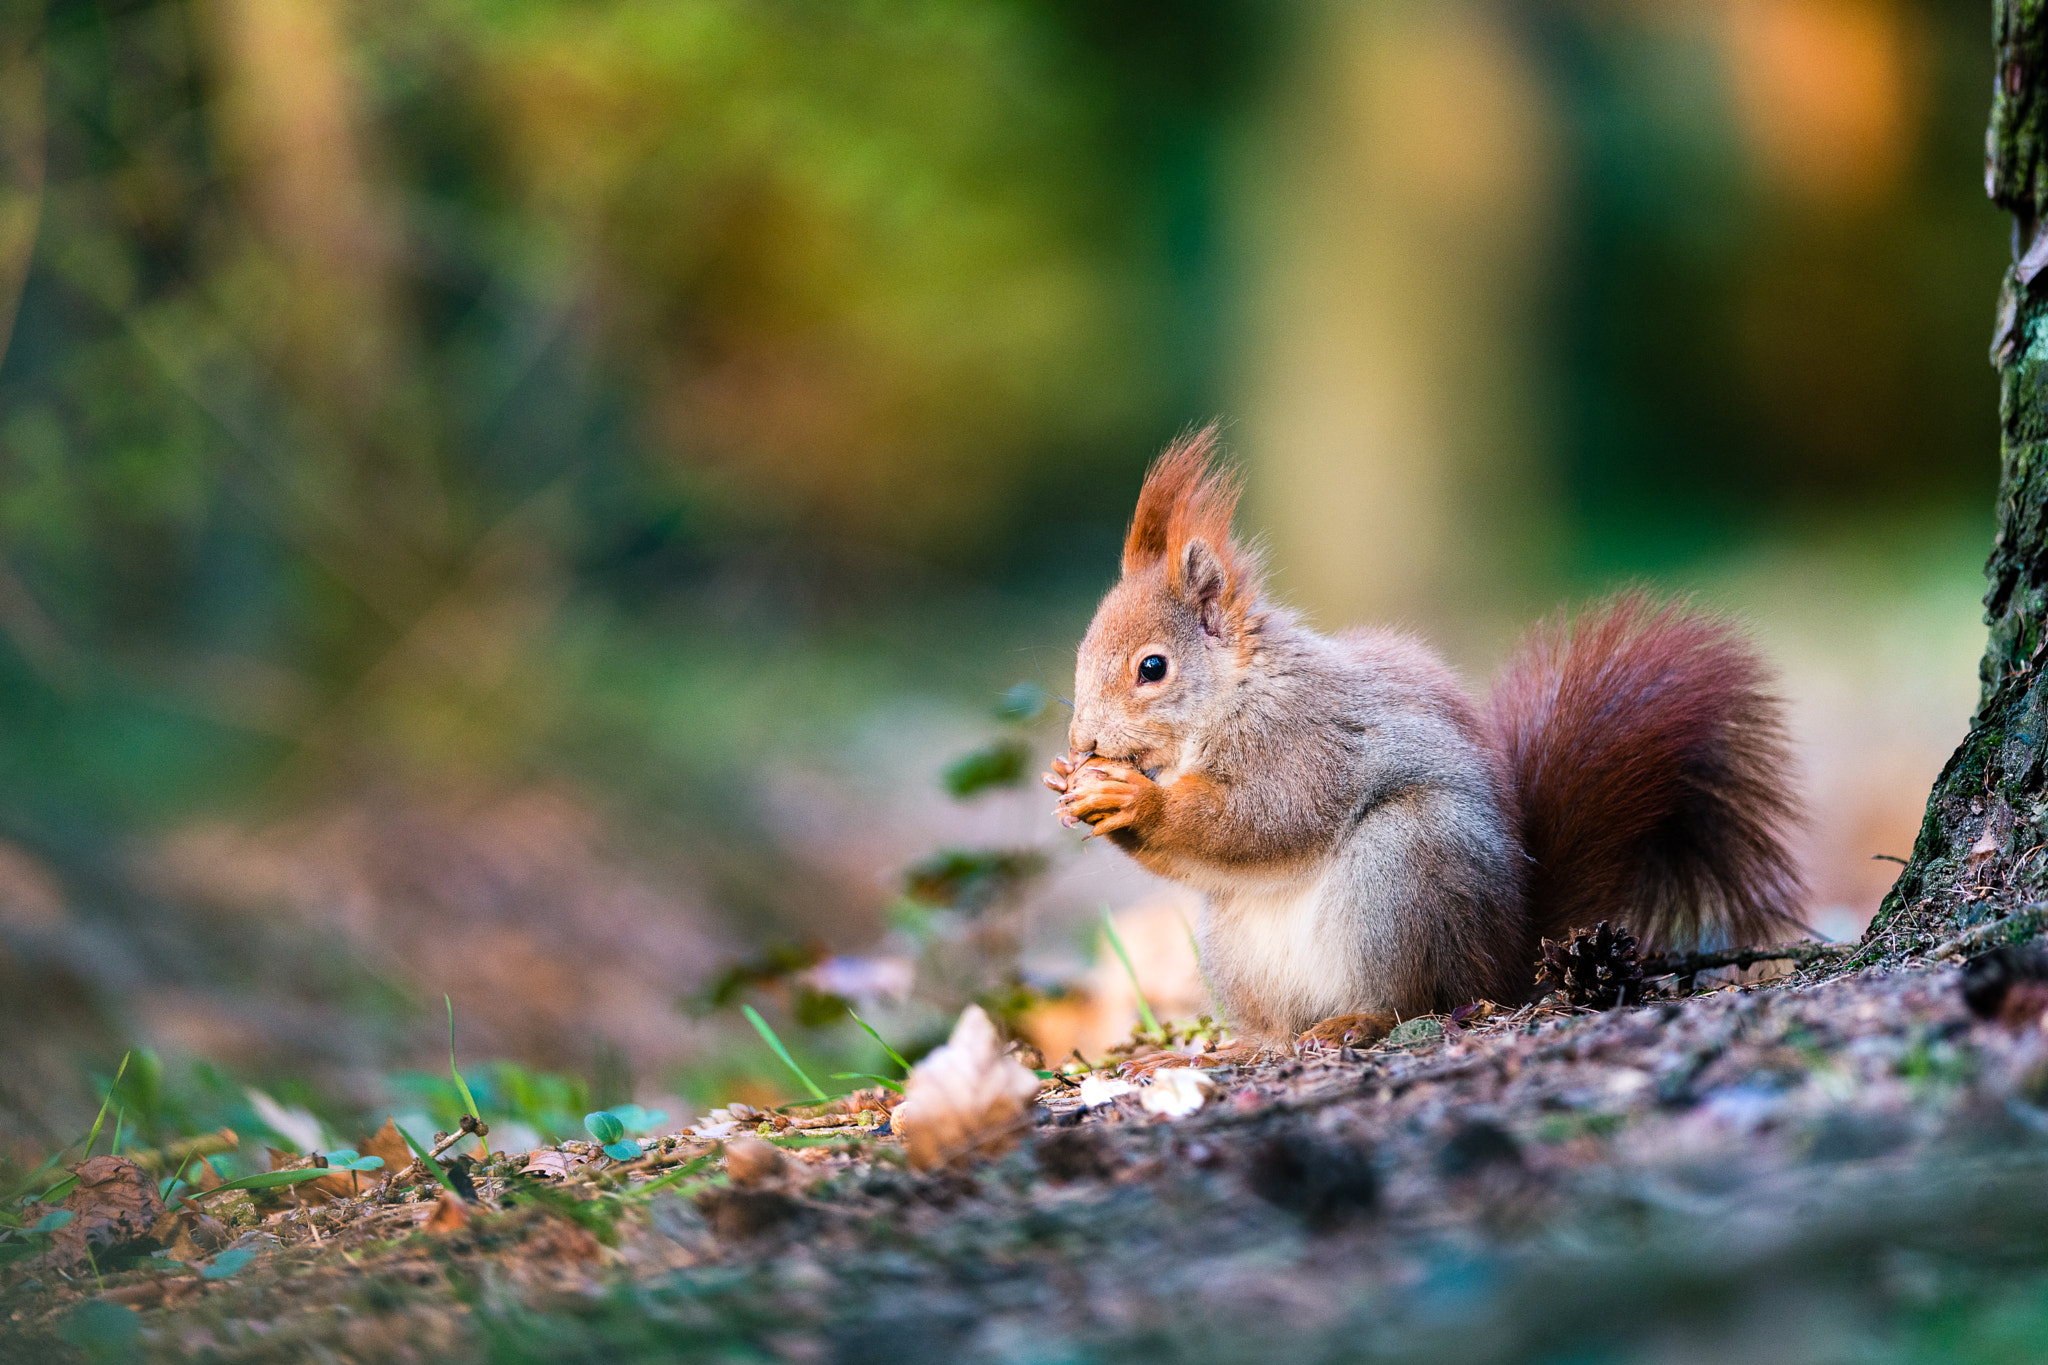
top-left (35, 1156), bottom-right (165, 1269)
top-left (359, 1119), bottom-right (411, 1177)
top-left (423, 1191), bottom-right (470, 1234)
top-left (892, 1004), bottom-right (1042, 1171)
top-left (723, 1138), bottom-right (786, 1188)
top-left (148, 1207), bottom-right (228, 1264)
top-left (519, 1149), bottom-right (589, 1180)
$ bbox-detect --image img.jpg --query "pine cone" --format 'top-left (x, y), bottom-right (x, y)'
top-left (1535, 921), bottom-right (1645, 1010)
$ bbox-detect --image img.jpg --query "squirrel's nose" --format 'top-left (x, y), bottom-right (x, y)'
top-left (1069, 722), bottom-right (1096, 757)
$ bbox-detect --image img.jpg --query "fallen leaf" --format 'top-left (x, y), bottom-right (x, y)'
top-left (519, 1149), bottom-right (589, 1180)
top-left (724, 1138), bottom-right (787, 1188)
top-left (1138, 1069), bottom-right (1213, 1119)
top-left (35, 1157), bottom-right (165, 1269)
top-left (892, 1004), bottom-right (1042, 1170)
top-left (359, 1119), bottom-right (411, 1178)
top-left (1076, 1075), bottom-right (1133, 1107)
top-left (424, 1191), bottom-right (471, 1233)
top-left (689, 1121), bottom-right (744, 1140)
top-left (148, 1207), bottom-right (228, 1264)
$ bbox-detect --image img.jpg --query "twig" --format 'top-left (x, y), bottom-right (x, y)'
top-left (1640, 941), bottom-right (1848, 978)
top-left (429, 1114), bottom-right (487, 1160)
top-left (1931, 903), bottom-right (2048, 960)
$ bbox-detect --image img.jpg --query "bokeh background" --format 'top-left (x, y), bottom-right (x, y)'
top-left (0, 0), bottom-right (2009, 1158)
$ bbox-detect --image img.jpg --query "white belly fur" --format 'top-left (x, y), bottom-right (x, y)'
top-left (1201, 865), bottom-right (1362, 1034)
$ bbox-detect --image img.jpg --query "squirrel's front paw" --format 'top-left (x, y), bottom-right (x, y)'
top-left (1054, 758), bottom-right (1160, 837)
top-left (1296, 1012), bottom-right (1398, 1052)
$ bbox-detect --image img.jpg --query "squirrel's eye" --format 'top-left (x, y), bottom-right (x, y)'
top-left (1137, 654), bottom-right (1168, 684)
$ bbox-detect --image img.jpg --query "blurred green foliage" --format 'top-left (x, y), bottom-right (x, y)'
top-left (0, 0), bottom-right (1270, 835)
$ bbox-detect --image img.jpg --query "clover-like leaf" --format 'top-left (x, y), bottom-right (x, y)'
top-left (345, 1156), bottom-right (384, 1172)
top-left (583, 1111), bottom-right (626, 1145)
top-left (323, 1150), bottom-right (360, 1166)
top-left (602, 1140), bottom-right (643, 1162)
top-left (32, 1209), bottom-right (75, 1234)
top-left (607, 1104), bottom-right (669, 1133)
top-left (202, 1248), bottom-right (256, 1280)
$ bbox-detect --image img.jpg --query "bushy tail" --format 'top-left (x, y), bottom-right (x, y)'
top-left (1486, 593), bottom-right (1805, 951)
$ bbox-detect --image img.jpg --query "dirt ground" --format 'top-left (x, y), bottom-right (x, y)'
top-left (11, 929), bottom-right (2048, 1365)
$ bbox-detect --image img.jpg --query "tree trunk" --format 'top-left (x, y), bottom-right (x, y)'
top-left (1869, 0), bottom-right (2048, 955)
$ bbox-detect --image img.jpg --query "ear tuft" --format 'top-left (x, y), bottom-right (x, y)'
top-left (1122, 425), bottom-right (1236, 576)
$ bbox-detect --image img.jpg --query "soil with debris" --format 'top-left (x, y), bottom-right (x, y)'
top-left (11, 949), bottom-right (2048, 1364)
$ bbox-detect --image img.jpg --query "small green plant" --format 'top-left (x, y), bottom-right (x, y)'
top-left (12, 1052), bottom-right (134, 1209)
top-left (447, 995), bottom-right (483, 1125)
top-left (201, 1248), bottom-right (256, 1280)
top-left (582, 1112), bottom-right (643, 1162)
top-left (741, 1004), bottom-right (828, 1102)
top-left (831, 1007), bottom-right (911, 1092)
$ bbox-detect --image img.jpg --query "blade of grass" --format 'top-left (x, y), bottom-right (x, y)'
top-left (108, 1110), bottom-right (123, 1158)
top-left (446, 995), bottom-right (481, 1124)
top-left (3, 1148), bottom-right (74, 1206)
top-left (829, 1073), bottom-right (906, 1094)
top-left (742, 1004), bottom-right (828, 1101)
top-left (846, 1008), bottom-right (912, 1072)
top-left (394, 1123), bottom-right (461, 1198)
top-left (78, 1052), bottom-right (132, 1163)
top-left (1102, 910), bottom-right (1161, 1036)
top-left (623, 1153), bottom-right (714, 1201)
top-left (183, 1167), bottom-right (352, 1199)
top-left (159, 1148), bottom-right (197, 1202)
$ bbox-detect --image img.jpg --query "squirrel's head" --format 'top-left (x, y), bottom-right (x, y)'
top-left (1070, 426), bottom-right (1264, 770)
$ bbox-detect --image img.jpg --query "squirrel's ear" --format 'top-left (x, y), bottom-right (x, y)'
top-left (1178, 538), bottom-right (1231, 639)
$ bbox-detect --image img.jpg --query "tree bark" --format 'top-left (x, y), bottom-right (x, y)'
top-left (1869, 0), bottom-right (2048, 955)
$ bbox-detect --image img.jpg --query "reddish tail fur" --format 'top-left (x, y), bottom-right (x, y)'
top-left (1486, 593), bottom-right (1805, 951)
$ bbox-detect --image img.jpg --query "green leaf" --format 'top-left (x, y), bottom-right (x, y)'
top-left (78, 1052), bottom-right (131, 1163)
top-left (32, 1209), bottom-right (74, 1233)
top-left (903, 848), bottom-right (1046, 911)
top-left (602, 1140), bottom-right (642, 1162)
top-left (191, 1167), bottom-right (346, 1197)
top-left (447, 996), bottom-right (482, 1125)
top-left (607, 1105), bottom-right (667, 1133)
top-left (846, 1007), bottom-right (912, 1072)
top-left (2, 1146), bottom-right (76, 1206)
top-left (323, 1150), bottom-right (360, 1165)
top-left (201, 1248), bottom-right (256, 1279)
top-left (58, 1299), bottom-right (139, 1353)
top-left (941, 739), bottom-right (1031, 798)
top-left (583, 1111), bottom-right (626, 1145)
top-left (742, 1005), bottom-right (829, 1101)
top-left (345, 1156), bottom-right (384, 1172)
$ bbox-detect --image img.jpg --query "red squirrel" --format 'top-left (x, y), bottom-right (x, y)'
top-left (1043, 428), bottom-right (1804, 1045)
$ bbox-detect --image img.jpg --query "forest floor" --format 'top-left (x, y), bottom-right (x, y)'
top-left (10, 937), bottom-right (2048, 1365)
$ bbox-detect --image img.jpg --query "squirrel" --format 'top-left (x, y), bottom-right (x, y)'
top-left (1043, 427), bottom-right (1804, 1046)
